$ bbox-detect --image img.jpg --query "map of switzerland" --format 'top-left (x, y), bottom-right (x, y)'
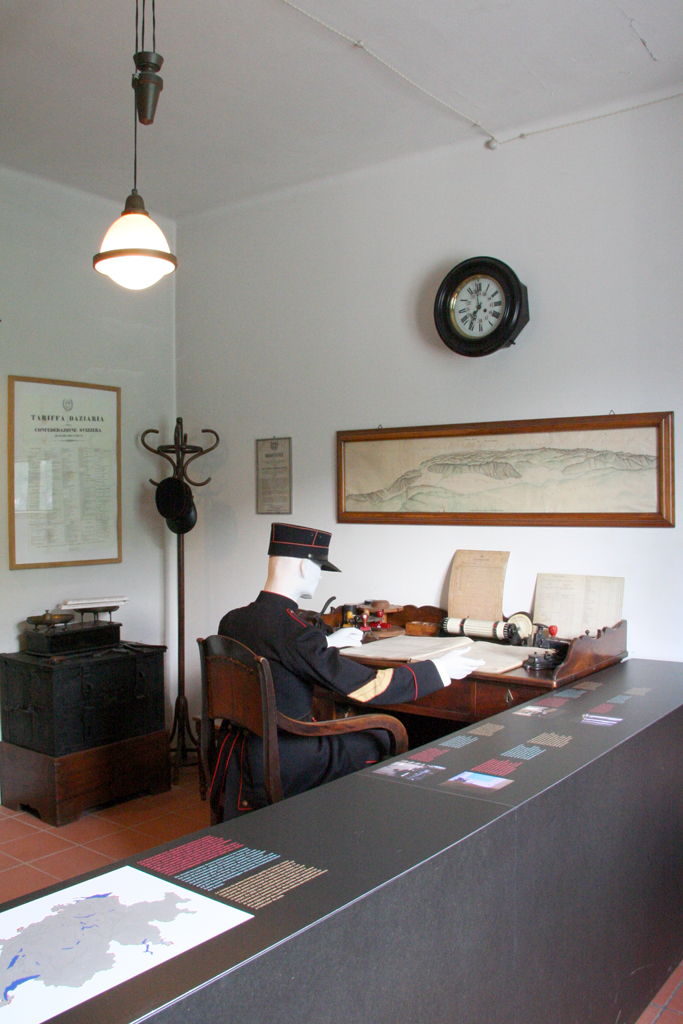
top-left (0, 890), bottom-right (186, 1003)
top-left (0, 866), bottom-right (251, 1024)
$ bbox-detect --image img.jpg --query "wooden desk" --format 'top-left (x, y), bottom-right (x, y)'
top-left (323, 607), bottom-right (627, 725)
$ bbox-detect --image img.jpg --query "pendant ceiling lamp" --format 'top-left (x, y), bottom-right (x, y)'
top-left (93, 0), bottom-right (177, 290)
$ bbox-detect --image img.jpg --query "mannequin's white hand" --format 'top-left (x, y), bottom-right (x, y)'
top-left (326, 627), bottom-right (364, 649)
top-left (431, 647), bottom-right (484, 685)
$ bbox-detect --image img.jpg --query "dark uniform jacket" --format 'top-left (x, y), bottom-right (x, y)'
top-left (212, 590), bottom-right (444, 820)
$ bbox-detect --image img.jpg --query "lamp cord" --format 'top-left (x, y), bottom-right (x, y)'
top-left (134, 0), bottom-right (140, 195)
top-left (133, 93), bottom-right (138, 192)
top-left (135, 0), bottom-right (156, 54)
top-left (276, 0), bottom-right (683, 148)
top-left (132, 0), bottom-right (157, 193)
top-left (277, 0), bottom-right (499, 145)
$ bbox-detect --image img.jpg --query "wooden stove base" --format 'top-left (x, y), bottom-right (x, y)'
top-left (0, 731), bottom-right (170, 826)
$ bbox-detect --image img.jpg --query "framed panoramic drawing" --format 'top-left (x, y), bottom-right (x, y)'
top-left (337, 412), bottom-right (674, 528)
top-left (9, 376), bottom-right (122, 569)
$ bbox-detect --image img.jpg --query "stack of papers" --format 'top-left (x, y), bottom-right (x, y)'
top-left (532, 574), bottom-right (624, 639)
top-left (341, 635), bottom-right (534, 675)
top-left (59, 596), bottom-right (129, 610)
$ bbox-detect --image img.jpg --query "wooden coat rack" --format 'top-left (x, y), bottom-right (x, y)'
top-left (141, 417), bottom-right (219, 783)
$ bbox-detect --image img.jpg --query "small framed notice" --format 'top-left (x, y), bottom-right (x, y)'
top-left (9, 376), bottom-right (122, 569)
top-left (256, 437), bottom-right (292, 515)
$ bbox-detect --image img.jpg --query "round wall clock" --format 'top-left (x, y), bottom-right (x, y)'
top-left (434, 257), bottom-right (529, 357)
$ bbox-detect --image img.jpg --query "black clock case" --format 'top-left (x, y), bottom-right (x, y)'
top-left (434, 256), bottom-right (529, 357)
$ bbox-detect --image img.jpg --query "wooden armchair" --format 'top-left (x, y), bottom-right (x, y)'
top-left (197, 634), bottom-right (409, 824)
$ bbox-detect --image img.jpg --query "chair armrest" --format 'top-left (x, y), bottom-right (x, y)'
top-left (276, 710), bottom-right (408, 756)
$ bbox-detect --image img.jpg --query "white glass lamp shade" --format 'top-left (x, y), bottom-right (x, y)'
top-left (94, 193), bottom-right (177, 290)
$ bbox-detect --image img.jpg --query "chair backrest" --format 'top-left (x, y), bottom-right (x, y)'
top-left (197, 635), bottom-right (283, 804)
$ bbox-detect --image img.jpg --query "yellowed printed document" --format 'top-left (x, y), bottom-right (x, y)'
top-left (533, 573), bottom-right (625, 639)
top-left (447, 549), bottom-right (510, 620)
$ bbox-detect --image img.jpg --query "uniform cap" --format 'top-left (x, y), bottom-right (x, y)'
top-left (156, 477), bottom-right (193, 519)
top-left (268, 522), bottom-right (340, 571)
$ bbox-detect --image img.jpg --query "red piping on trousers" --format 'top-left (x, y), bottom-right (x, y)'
top-left (210, 730), bottom-right (239, 794)
top-left (405, 665), bottom-right (418, 701)
top-left (210, 730), bottom-right (240, 818)
top-left (237, 731), bottom-right (251, 812)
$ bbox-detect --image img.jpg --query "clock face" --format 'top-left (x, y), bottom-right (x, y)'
top-left (448, 274), bottom-right (507, 338)
top-left (434, 257), bottom-right (529, 357)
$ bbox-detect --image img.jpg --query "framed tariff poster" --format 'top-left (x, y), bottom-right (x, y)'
top-left (9, 376), bottom-right (122, 569)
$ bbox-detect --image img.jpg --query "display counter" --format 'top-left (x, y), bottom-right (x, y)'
top-left (1, 659), bottom-right (682, 1024)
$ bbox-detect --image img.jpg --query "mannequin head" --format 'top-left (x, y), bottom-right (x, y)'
top-left (264, 555), bottom-right (322, 603)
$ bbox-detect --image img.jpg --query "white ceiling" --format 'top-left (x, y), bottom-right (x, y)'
top-left (1, 0), bottom-right (682, 220)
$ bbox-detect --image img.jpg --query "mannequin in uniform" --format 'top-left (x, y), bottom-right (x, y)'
top-left (211, 523), bottom-right (482, 821)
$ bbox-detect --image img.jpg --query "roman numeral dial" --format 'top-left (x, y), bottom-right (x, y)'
top-left (449, 275), bottom-right (505, 338)
top-left (434, 257), bottom-right (530, 357)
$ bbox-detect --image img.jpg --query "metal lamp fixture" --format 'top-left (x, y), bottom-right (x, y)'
top-left (93, 0), bottom-right (177, 291)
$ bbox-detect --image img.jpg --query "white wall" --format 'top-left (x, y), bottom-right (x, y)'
top-left (0, 167), bottom-right (176, 680)
top-left (176, 97), bottom-right (683, 711)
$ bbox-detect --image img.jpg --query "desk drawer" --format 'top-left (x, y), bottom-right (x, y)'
top-left (473, 680), bottom-right (544, 719)
top-left (411, 680), bottom-right (474, 718)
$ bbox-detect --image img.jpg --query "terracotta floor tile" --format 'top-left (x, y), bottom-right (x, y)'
top-left (10, 810), bottom-right (57, 831)
top-left (0, 816), bottom-right (43, 843)
top-left (0, 830), bottom-right (75, 863)
top-left (634, 1005), bottom-right (663, 1024)
top-left (172, 803), bottom-right (209, 825)
top-left (654, 965), bottom-right (683, 1006)
top-left (122, 812), bottom-right (194, 845)
top-left (177, 806), bottom-right (211, 831)
top-left (142, 794), bottom-right (197, 819)
top-left (165, 791), bottom-right (204, 813)
top-left (178, 773), bottom-right (201, 792)
top-left (668, 987), bottom-right (683, 1013)
top-left (84, 829), bottom-right (157, 860)
top-left (174, 782), bottom-right (204, 802)
top-left (0, 806), bottom-right (20, 818)
top-left (655, 1010), bottom-right (683, 1023)
top-left (55, 815), bottom-right (125, 844)
top-left (33, 845), bottom-right (114, 882)
top-left (0, 863), bottom-right (60, 904)
top-left (120, 789), bottom-right (178, 813)
top-left (0, 850), bottom-right (21, 872)
top-left (93, 800), bottom-right (168, 828)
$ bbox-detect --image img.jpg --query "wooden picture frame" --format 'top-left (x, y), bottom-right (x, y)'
top-left (9, 376), bottom-right (122, 569)
top-left (337, 412), bottom-right (674, 528)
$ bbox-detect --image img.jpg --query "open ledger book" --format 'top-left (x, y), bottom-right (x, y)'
top-left (340, 635), bottom-right (535, 675)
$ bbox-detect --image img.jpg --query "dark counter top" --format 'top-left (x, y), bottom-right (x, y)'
top-left (3, 658), bottom-right (683, 1024)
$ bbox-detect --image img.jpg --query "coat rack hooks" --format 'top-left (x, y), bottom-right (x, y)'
top-left (141, 417), bottom-right (219, 487)
top-left (141, 416), bottom-right (220, 790)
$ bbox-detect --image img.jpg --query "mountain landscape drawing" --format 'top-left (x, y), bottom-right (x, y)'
top-left (344, 446), bottom-right (657, 514)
